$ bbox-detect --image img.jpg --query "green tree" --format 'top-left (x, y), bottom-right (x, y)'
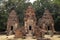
top-left (0, 0), bottom-right (32, 31)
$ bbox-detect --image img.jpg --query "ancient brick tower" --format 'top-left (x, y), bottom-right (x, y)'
top-left (38, 9), bottom-right (55, 37)
top-left (7, 9), bottom-right (19, 35)
top-left (24, 6), bottom-right (36, 34)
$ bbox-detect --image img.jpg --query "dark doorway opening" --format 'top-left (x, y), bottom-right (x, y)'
top-left (48, 26), bottom-right (50, 30)
top-left (29, 26), bottom-right (32, 30)
top-left (11, 26), bottom-right (13, 30)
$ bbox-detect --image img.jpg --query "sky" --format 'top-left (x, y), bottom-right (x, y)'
top-left (29, 0), bottom-right (36, 3)
top-left (0, 0), bottom-right (36, 3)
top-left (3, 0), bottom-right (36, 3)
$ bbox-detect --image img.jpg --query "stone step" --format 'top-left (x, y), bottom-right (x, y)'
top-left (24, 39), bottom-right (36, 40)
top-left (24, 37), bottom-right (37, 40)
top-left (26, 31), bottom-right (33, 37)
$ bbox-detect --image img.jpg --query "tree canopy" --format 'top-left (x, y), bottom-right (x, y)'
top-left (0, 0), bottom-right (60, 31)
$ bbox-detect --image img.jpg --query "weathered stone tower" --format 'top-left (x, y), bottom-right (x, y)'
top-left (7, 9), bottom-right (19, 35)
top-left (38, 9), bottom-right (55, 37)
top-left (24, 6), bottom-right (36, 34)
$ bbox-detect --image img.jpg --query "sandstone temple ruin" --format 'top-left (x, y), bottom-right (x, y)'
top-left (7, 6), bottom-right (55, 38)
top-left (7, 9), bottom-right (20, 35)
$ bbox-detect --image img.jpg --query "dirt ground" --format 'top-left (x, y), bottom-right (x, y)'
top-left (0, 35), bottom-right (60, 40)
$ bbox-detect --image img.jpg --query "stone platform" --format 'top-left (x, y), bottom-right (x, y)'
top-left (0, 35), bottom-right (60, 40)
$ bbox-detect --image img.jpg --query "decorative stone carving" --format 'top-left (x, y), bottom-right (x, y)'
top-left (7, 9), bottom-right (19, 35)
top-left (24, 6), bottom-right (37, 35)
top-left (6, 6), bottom-right (55, 39)
top-left (38, 9), bottom-right (55, 37)
top-left (15, 28), bottom-right (23, 38)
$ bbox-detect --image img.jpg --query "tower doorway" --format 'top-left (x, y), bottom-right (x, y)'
top-left (29, 26), bottom-right (32, 30)
top-left (11, 26), bottom-right (13, 31)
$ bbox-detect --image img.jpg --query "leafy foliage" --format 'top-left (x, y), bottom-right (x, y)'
top-left (0, 0), bottom-right (60, 31)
